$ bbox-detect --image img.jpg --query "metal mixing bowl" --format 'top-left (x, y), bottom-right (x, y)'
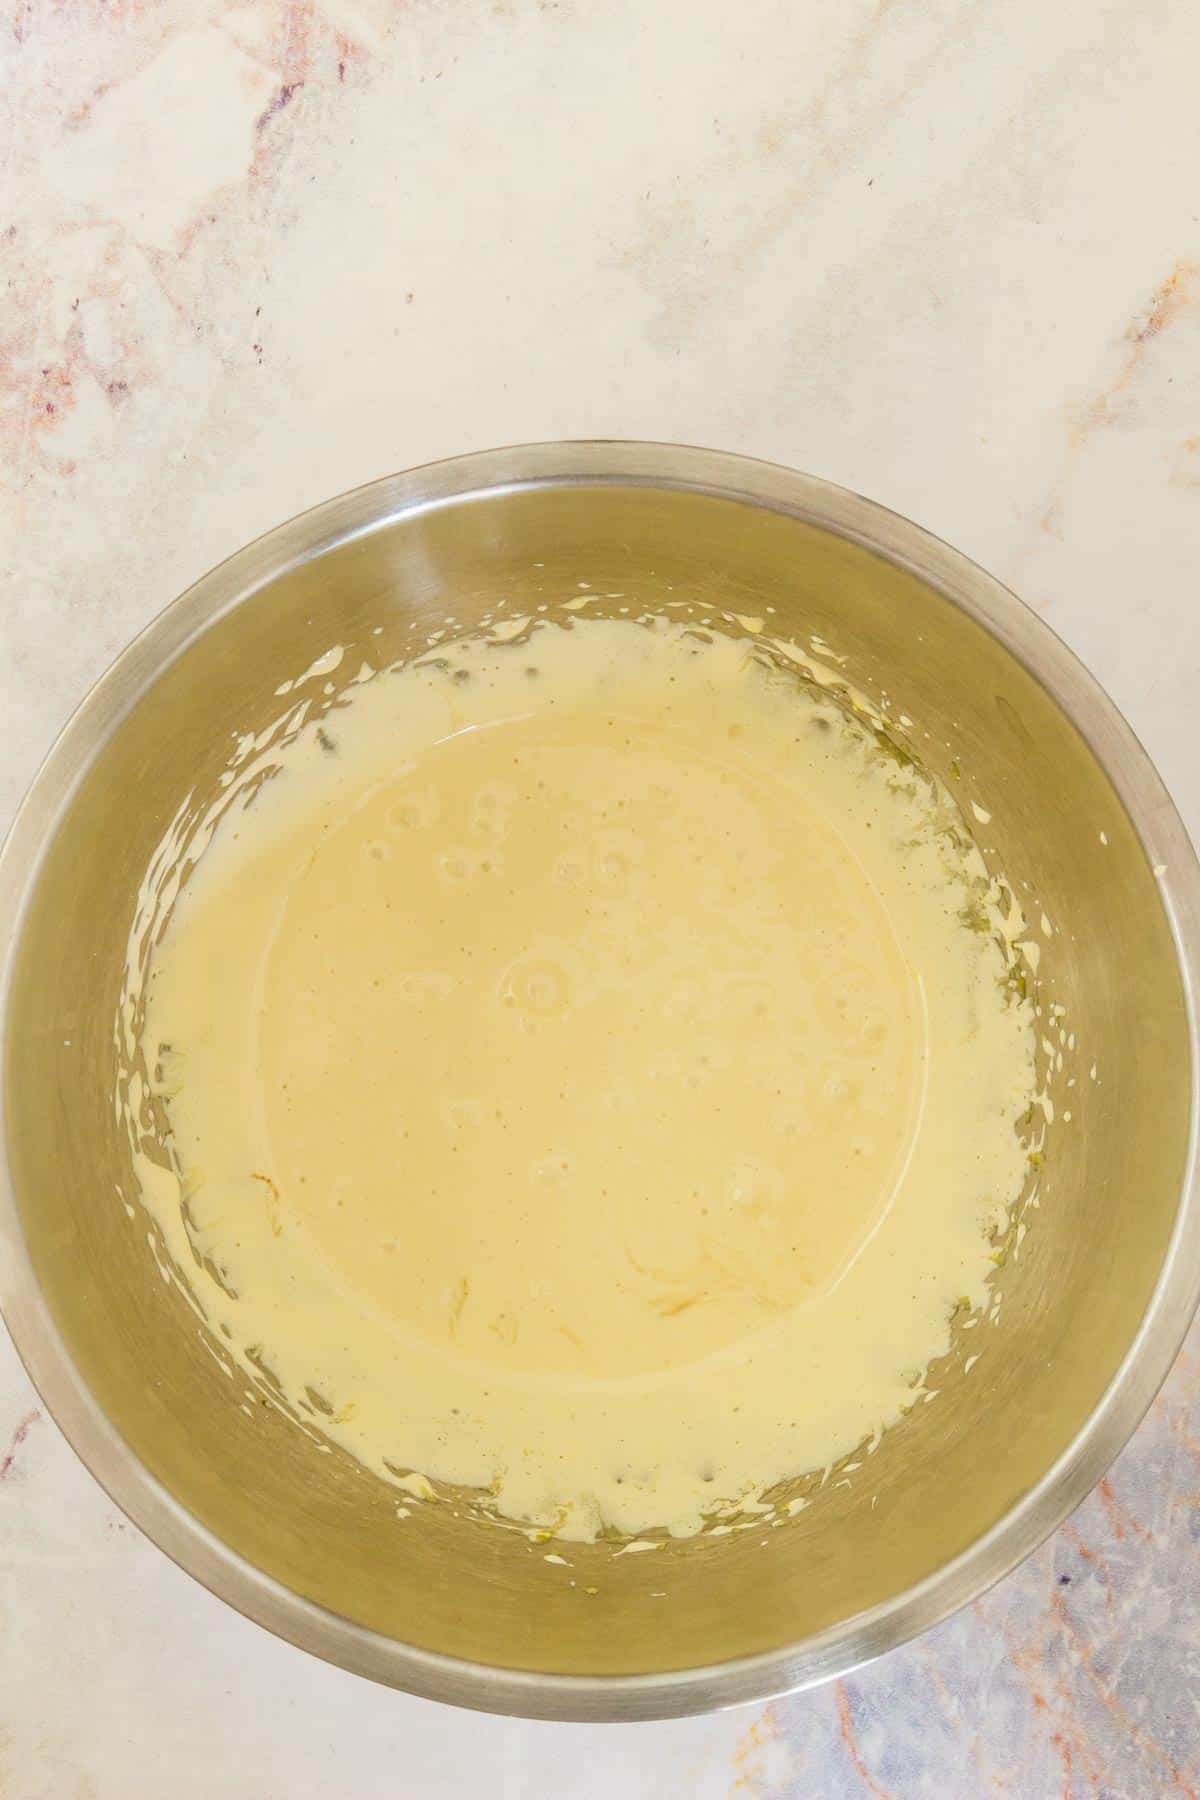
top-left (2, 443), bottom-right (1198, 1720)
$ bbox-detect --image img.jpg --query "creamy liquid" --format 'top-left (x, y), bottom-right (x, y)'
top-left (131, 615), bottom-right (1036, 1541)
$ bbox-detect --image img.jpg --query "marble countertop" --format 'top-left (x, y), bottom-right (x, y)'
top-left (3, 2), bottom-right (1200, 1793)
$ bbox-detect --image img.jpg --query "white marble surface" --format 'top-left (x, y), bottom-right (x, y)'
top-left (3, 1), bottom-right (1200, 1793)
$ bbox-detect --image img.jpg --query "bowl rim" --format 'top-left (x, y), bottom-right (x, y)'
top-left (1, 439), bottom-right (1198, 1721)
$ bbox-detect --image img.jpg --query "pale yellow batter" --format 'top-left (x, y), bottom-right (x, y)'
top-left (127, 614), bottom-right (1036, 1541)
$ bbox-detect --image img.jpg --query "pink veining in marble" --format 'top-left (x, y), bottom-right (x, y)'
top-left (0, 1408), bottom-right (42, 1481)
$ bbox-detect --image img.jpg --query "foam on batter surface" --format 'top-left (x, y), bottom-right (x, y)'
top-left (125, 614), bottom-right (1036, 1541)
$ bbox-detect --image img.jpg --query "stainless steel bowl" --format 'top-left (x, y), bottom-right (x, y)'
top-left (2, 443), bottom-right (1198, 1720)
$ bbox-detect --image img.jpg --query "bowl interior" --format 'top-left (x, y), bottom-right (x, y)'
top-left (2, 470), bottom-right (1193, 1704)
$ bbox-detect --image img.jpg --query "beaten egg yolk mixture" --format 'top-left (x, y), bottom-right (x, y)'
top-left (130, 615), bottom-right (1035, 1541)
